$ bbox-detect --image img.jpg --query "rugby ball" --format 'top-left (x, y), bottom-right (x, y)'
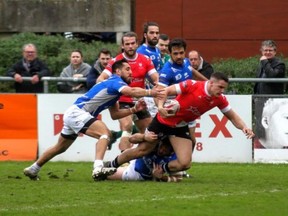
top-left (163, 99), bottom-right (180, 115)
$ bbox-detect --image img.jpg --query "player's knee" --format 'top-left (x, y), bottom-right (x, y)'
top-left (178, 160), bottom-right (191, 171)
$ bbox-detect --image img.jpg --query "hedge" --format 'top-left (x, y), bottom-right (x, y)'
top-left (0, 33), bottom-right (287, 94)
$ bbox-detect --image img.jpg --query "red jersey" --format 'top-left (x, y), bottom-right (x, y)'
top-left (157, 80), bottom-right (231, 127)
top-left (103, 53), bottom-right (157, 103)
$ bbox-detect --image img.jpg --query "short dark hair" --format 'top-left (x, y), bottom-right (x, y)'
top-left (210, 72), bottom-right (229, 83)
top-left (98, 48), bottom-right (111, 57)
top-left (168, 38), bottom-right (187, 53)
top-left (159, 33), bottom-right (169, 41)
top-left (71, 49), bottom-right (83, 57)
top-left (111, 58), bottom-right (128, 73)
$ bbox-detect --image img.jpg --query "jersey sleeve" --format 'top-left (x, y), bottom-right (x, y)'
top-left (158, 64), bottom-right (173, 87)
top-left (218, 95), bottom-right (231, 113)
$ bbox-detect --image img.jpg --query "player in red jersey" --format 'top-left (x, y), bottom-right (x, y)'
top-left (105, 72), bottom-right (254, 175)
top-left (97, 32), bottom-right (158, 152)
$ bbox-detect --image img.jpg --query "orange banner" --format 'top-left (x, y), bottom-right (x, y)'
top-left (0, 94), bottom-right (38, 161)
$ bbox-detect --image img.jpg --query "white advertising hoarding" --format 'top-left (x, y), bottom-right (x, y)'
top-left (38, 94), bottom-right (253, 162)
top-left (193, 95), bottom-right (252, 163)
top-left (37, 94), bottom-right (121, 162)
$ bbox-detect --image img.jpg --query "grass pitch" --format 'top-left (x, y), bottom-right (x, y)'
top-left (1, 162), bottom-right (287, 216)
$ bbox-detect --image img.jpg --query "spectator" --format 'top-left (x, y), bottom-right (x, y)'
top-left (254, 40), bottom-right (286, 95)
top-left (86, 48), bottom-right (112, 90)
top-left (6, 43), bottom-right (51, 93)
top-left (57, 50), bottom-right (91, 93)
top-left (188, 50), bottom-right (214, 79)
top-left (157, 33), bottom-right (170, 67)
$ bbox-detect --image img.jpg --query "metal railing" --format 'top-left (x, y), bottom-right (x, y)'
top-left (1, 76), bottom-right (288, 93)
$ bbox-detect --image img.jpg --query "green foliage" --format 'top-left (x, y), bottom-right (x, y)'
top-left (0, 33), bottom-right (120, 92)
top-left (212, 57), bottom-right (259, 94)
top-left (1, 162), bottom-right (288, 216)
top-left (1, 33), bottom-right (287, 94)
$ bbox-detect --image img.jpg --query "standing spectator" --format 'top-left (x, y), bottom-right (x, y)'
top-left (157, 33), bottom-right (170, 67)
top-left (97, 32), bottom-right (158, 152)
top-left (188, 50), bottom-right (214, 79)
top-left (57, 50), bottom-right (91, 93)
top-left (86, 48), bottom-right (112, 90)
top-left (254, 40), bottom-right (286, 94)
top-left (6, 43), bottom-right (51, 93)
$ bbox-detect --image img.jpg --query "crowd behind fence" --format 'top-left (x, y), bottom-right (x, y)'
top-left (0, 76), bottom-right (288, 93)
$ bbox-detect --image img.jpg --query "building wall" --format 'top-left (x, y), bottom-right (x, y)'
top-left (0, 0), bottom-right (131, 32)
top-left (135, 0), bottom-right (288, 61)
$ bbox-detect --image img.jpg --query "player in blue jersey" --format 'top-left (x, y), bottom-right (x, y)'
top-left (137, 21), bottom-right (162, 71)
top-left (137, 22), bottom-right (162, 118)
top-left (107, 133), bottom-right (183, 182)
top-left (23, 59), bottom-right (164, 181)
top-left (157, 38), bottom-right (207, 149)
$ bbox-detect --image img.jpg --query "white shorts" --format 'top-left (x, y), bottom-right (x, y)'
top-left (61, 105), bottom-right (94, 135)
top-left (144, 97), bottom-right (158, 118)
top-left (122, 160), bottom-right (145, 181)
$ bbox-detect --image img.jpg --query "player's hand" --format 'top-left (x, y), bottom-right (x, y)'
top-left (242, 127), bottom-right (255, 139)
top-left (134, 98), bottom-right (147, 112)
top-left (152, 163), bottom-right (164, 179)
top-left (143, 131), bottom-right (158, 142)
top-left (158, 107), bottom-right (176, 118)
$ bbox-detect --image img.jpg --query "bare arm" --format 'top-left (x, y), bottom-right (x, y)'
top-left (108, 99), bottom-right (147, 120)
top-left (96, 70), bottom-right (110, 83)
top-left (121, 86), bottom-right (163, 99)
top-left (224, 109), bottom-right (255, 139)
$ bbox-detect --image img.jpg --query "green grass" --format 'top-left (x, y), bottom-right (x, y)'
top-left (1, 162), bottom-right (287, 216)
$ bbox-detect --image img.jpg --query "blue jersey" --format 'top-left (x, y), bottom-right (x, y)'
top-left (134, 152), bottom-right (177, 180)
top-left (137, 44), bottom-right (162, 71)
top-left (74, 75), bottom-right (127, 117)
top-left (159, 58), bottom-right (193, 86)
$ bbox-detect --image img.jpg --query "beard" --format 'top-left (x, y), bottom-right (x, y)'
top-left (147, 38), bottom-right (158, 47)
top-left (121, 76), bottom-right (131, 84)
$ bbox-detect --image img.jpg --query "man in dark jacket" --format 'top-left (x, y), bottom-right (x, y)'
top-left (6, 43), bottom-right (52, 93)
top-left (254, 40), bottom-right (286, 95)
top-left (86, 48), bottom-right (112, 90)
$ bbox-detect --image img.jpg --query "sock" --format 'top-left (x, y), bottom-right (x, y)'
top-left (132, 125), bottom-right (139, 134)
top-left (31, 162), bottom-right (41, 173)
top-left (116, 131), bottom-right (122, 139)
top-left (93, 160), bottom-right (103, 169)
top-left (162, 163), bottom-right (171, 173)
top-left (111, 156), bottom-right (120, 168)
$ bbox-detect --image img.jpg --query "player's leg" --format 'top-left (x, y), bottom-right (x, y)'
top-left (109, 139), bottom-right (157, 168)
top-left (84, 119), bottom-right (117, 180)
top-left (118, 115), bottom-right (133, 151)
top-left (165, 136), bottom-right (192, 172)
top-left (24, 134), bottom-right (75, 180)
top-left (188, 120), bottom-right (197, 152)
